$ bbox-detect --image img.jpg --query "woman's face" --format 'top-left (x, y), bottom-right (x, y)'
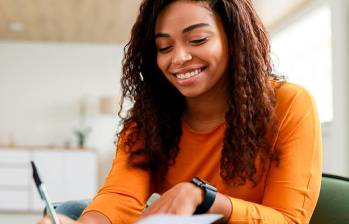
top-left (155, 0), bottom-right (229, 99)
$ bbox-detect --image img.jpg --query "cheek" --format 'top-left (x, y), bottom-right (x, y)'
top-left (200, 43), bottom-right (228, 79)
top-left (207, 41), bottom-right (226, 63)
top-left (157, 54), bottom-right (169, 74)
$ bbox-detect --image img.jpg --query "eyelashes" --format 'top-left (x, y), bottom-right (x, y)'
top-left (189, 37), bottom-right (208, 45)
top-left (157, 37), bottom-right (209, 53)
top-left (158, 46), bottom-right (172, 52)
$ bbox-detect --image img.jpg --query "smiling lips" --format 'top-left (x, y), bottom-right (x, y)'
top-left (175, 67), bottom-right (205, 80)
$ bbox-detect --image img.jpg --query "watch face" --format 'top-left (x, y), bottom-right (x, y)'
top-left (192, 177), bottom-right (217, 191)
top-left (206, 184), bottom-right (217, 192)
top-left (192, 177), bottom-right (204, 187)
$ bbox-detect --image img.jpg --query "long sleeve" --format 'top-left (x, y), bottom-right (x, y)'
top-left (228, 84), bottom-right (322, 224)
top-left (82, 133), bottom-right (152, 224)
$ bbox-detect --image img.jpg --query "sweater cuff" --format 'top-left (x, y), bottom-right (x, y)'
top-left (81, 194), bottom-right (127, 224)
top-left (229, 197), bottom-right (250, 222)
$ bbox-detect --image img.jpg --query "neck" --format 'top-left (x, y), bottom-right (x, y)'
top-left (184, 86), bottom-right (228, 132)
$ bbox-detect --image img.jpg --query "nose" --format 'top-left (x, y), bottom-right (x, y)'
top-left (171, 46), bottom-right (192, 65)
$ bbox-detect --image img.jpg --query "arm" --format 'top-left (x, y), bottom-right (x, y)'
top-left (258, 86), bottom-right (322, 223)
top-left (78, 211), bottom-right (111, 224)
top-left (37, 133), bottom-right (151, 224)
top-left (216, 85), bottom-right (322, 224)
top-left (79, 132), bottom-right (152, 224)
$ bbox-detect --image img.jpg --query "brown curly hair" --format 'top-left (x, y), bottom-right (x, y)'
top-left (119, 0), bottom-right (282, 186)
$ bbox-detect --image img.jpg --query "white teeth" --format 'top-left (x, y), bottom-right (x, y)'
top-left (176, 68), bottom-right (202, 79)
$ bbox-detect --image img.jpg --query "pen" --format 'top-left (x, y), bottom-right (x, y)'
top-left (31, 161), bottom-right (61, 224)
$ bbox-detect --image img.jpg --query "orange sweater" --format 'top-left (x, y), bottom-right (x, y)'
top-left (83, 82), bottom-right (322, 224)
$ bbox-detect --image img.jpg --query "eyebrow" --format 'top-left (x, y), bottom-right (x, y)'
top-left (155, 23), bottom-right (210, 39)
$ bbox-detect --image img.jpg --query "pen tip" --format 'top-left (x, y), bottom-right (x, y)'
top-left (30, 161), bottom-right (36, 170)
top-left (31, 161), bottom-right (42, 185)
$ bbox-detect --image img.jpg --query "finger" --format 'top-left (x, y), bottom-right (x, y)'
top-left (57, 214), bottom-right (78, 224)
top-left (163, 197), bottom-right (196, 215)
top-left (152, 198), bottom-right (172, 212)
top-left (37, 216), bottom-right (51, 224)
top-left (142, 200), bottom-right (169, 218)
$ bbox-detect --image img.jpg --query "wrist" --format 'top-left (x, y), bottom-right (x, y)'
top-left (191, 182), bottom-right (205, 206)
top-left (207, 193), bottom-right (232, 223)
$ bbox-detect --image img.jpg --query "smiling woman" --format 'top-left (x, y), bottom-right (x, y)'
top-left (37, 1), bottom-right (322, 224)
top-left (155, 2), bottom-right (228, 99)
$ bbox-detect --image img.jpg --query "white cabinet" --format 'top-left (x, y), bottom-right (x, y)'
top-left (0, 148), bottom-right (97, 212)
top-left (0, 190), bottom-right (30, 211)
top-left (0, 149), bottom-right (31, 211)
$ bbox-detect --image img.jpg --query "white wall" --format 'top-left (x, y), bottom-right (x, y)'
top-left (327, 0), bottom-right (349, 177)
top-left (0, 41), bottom-right (124, 183)
top-left (254, 0), bottom-right (307, 26)
top-left (270, 0), bottom-right (349, 177)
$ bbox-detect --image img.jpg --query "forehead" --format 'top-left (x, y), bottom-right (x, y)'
top-left (155, 1), bottom-right (215, 32)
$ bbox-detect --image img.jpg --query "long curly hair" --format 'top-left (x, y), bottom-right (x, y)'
top-left (119, 0), bottom-right (282, 186)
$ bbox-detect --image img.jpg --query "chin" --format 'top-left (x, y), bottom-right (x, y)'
top-left (178, 89), bottom-right (203, 98)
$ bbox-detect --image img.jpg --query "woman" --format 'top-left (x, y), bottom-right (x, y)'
top-left (39, 0), bottom-right (322, 223)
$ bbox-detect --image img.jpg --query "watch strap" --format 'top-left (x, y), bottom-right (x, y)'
top-left (191, 177), bottom-right (217, 214)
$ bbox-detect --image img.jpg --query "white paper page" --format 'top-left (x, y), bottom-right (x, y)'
top-left (136, 214), bottom-right (223, 224)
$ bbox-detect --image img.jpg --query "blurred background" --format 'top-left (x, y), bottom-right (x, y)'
top-left (0, 0), bottom-right (348, 222)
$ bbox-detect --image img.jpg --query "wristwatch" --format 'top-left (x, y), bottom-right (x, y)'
top-left (191, 177), bottom-right (217, 214)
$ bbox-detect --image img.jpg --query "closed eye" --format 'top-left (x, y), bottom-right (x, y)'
top-left (158, 46), bottom-right (172, 52)
top-left (190, 37), bottom-right (208, 45)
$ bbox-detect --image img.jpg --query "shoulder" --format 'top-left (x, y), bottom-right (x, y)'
top-left (273, 81), bottom-right (316, 116)
top-left (115, 122), bottom-right (148, 165)
top-left (272, 81), bottom-right (319, 134)
top-left (117, 121), bottom-right (143, 152)
top-left (274, 81), bottom-right (314, 105)
top-left (267, 82), bottom-right (321, 153)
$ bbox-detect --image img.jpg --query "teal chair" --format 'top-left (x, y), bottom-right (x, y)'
top-left (309, 173), bottom-right (349, 224)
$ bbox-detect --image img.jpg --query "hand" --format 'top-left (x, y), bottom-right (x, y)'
top-left (140, 182), bottom-right (203, 219)
top-left (37, 214), bottom-right (80, 224)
